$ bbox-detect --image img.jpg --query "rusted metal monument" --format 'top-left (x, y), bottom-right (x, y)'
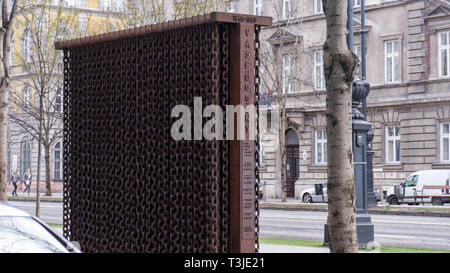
top-left (55, 12), bottom-right (271, 253)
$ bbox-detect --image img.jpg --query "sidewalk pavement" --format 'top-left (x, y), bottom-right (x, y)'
top-left (7, 191), bottom-right (63, 202)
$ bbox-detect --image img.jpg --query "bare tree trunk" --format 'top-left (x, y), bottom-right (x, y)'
top-left (0, 81), bottom-right (8, 201)
top-left (279, 98), bottom-right (287, 202)
top-left (36, 137), bottom-right (42, 217)
top-left (323, 0), bottom-right (359, 253)
top-left (36, 85), bottom-right (45, 217)
top-left (0, 0), bottom-right (19, 202)
top-left (44, 142), bottom-right (51, 196)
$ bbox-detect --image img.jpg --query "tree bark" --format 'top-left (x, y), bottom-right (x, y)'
top-left (279, 98), bottom-right (287, 202)
top-left (44, 142), bottom-right (51, 196)
top-left (0, 0), bottom-right (18, 202)
top-left (0, 80), bottom-right (8, 201)
top-left (323, 0), bottom-right (359, 253)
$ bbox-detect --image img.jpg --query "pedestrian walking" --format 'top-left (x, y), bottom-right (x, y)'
top-left (9, 169), bottom-right (19, 196)
top-left (23, 168), bottom-right (32, 196)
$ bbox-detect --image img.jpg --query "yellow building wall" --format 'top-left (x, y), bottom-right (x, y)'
top-left (9, 3), bottom-right (125, 100)
top-left (87, 0), bottom-right (100, 9)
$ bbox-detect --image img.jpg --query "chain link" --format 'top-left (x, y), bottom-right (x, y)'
top-left (62, 21), bottom-right (260, 253)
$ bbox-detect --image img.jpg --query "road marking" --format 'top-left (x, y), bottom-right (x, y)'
top-left (261, 215), bottom-right (450, 227)
top-left (376, 234), bottom-right (447, 242)
top-left (9, 203), bottom-right (59, 209)
top-left (373, 220), bottom-right (450, 227)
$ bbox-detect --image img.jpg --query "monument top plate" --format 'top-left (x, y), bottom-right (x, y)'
top-left (55, 12), bottom-right (272, 50)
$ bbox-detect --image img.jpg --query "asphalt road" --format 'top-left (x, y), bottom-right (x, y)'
top-left (8, 201), bottom-right (450, 250)
top-left (260, 209), bottom-right (450, 250)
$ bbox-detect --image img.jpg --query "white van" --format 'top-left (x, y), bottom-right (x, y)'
top-left (386, 170), bottom-right (450, 205)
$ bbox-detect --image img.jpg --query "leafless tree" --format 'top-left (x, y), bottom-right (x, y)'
top-left (8, 0), bottom-right (76, 215)
top-left (0, 0), bottom-right (19, 202)
top-left (323, 0), bottom-right (359, 253)
top-left (259, 3), bottom-right (321, 202)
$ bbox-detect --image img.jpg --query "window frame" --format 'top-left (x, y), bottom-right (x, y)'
top-left (23, 85), bottom-right (31, 105)
top-left (254, 0), bottom-right (262, 16)
top-left (53, 141), bottom-right (63, 180)
top-left (314, 0), bottom-right (323, 15)
top-left (259, 137), bottom-right (265, 166)
top-left (20, 141), bottom-right (31, 177)
top-left (315, 129), bottom-right (327, 164)
top-left (283, 0), bottom-right (291, 20)
top-left (440, 122), bottom-right (450, 162)
top-left (438, 31), bottom-right (450, 78)
top-left (22, 28), bottom-right (32, 63)
top-left (353, 44), bottom-right (362, 79)
top-left (282, 54), bottom-right (293, 93)
top-left (9, 38), bottom-right (14, 66)
top-left (314, 50), bottom-right (325, 91)
top-left (385, 125), bottom-right (401, 163)
top-left (384, 39), bottom-right (401, 84)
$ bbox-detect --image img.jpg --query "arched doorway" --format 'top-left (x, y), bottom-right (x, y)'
top-left (285, 129), bottom-right (299, 198)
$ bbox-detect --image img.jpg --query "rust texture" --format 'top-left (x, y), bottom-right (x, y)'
top-left (60, 13), bottom-right (270, 253)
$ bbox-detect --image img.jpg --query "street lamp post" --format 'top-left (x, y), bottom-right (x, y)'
top-left (351, 0), bottom-right (375, 247)
top-left (360, 0), bottom-right (377, 208)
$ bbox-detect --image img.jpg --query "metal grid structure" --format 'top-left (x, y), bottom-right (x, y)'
top-left (57, 13), bottom-right (271, 253)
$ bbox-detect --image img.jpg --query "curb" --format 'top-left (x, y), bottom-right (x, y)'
top-left (7, 196), bottom-right (63, 203)
top-left (260, 202), bottom-right (450, 217)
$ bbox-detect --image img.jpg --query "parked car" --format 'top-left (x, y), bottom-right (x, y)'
top-left (0, 202), bottom-right (81, 253)
top-left (385, 170), bottom-right (450, 206)
top-left (300, 182), bottom-right (327, 203)
top-left (374, 186), bottom-right (387, 201)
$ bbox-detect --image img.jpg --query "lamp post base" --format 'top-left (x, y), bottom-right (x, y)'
top-left (323, 210), bottom-right (375, 248)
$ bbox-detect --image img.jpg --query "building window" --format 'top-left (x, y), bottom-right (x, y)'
top-left (314, 50), bottom-right (325, 90)
top-left (314, 0), bottom-right (323, 15)
top-left (441, 123), bottom-right (450, 162)
top-left (254, 0), bottom-right (262, 16)
top-left (267, 109), bottom-right (272, 132)
top-left (259, 137), bottom-right (265, 166)
top-left (354, 0), bottom-right (361, 7)
top-left (282, 54), bottom-right (293, 93)
top-left (23, 86), bottom-right (31, 105)
top-left (100, 0), bottom-right (112, 10)
top-left (386, 126), bottom-right (400, 163)
top-left (384, 40), bottom-right (400, 83)
top-left (283, 0), bottom-right (291, 19)
top-left (228, 1), bottom-right (236, 12)
top-left (354, 44), bottom-right (362, 79)
top-left (63, 0), bottom-right (79, 7)
top-left (22, 28), bottom-right (32, 63)
top-left (53, 142), bottom-right (63, 180)
top-left (438, 31), bottom-right (450, 78)
top-left (55, 90), bottom-right (62, 112)
top-left (115, 0), bottom-right (126, 12)
top-left (7, 143), bottom-right (10, 181)
top-left (315, 129), bottom-right (327, 164)
top-left (20, 141), bottom-right (31, 177)
top-left (10, 38), bottom-right (14, 66)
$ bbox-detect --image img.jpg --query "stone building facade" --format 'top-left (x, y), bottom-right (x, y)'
top-left (232, 0), bottom-right (450, 199)
top-left (7, 0), bottom-right (126, 193)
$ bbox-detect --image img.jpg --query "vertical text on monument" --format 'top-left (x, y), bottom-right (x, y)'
top-left (240, 23), bottom-right (256, 240)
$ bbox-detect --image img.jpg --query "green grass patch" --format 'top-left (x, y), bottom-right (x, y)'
top-left (260, 237), bottom-right (450, 253)
top-left (259, 237), bottom-right (325, 248)
top-left (47, 223), bottom-right (63, 228)
top-left (378, 245), bottom-right (450, 253)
